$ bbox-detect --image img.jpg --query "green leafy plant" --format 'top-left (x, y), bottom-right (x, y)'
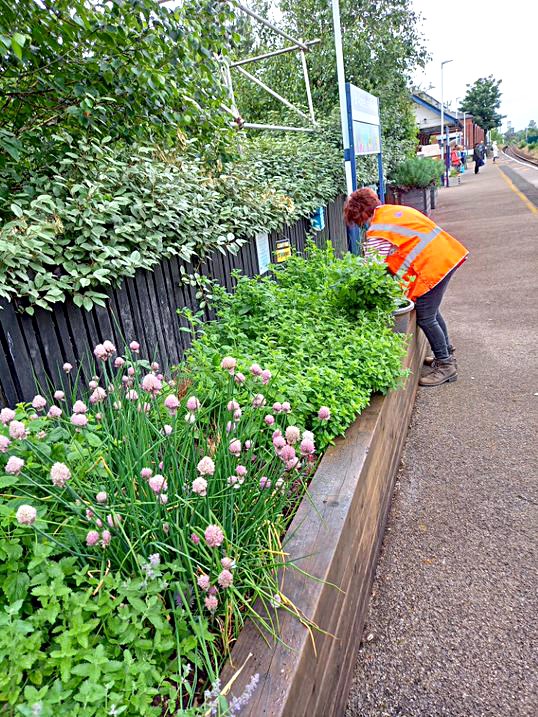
top-left (389, 156), bottom-right (442, 189)
top-left (330, 251), bottom-right (407, 315)
top-left (184, 243), bottom-right (408, 449)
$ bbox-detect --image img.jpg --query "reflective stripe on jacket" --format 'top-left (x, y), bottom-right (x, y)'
top-left (365, 204), bottom-right (469, 300)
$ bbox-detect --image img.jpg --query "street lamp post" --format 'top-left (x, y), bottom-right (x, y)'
top-left (440, 59), bottom-right (453, 185)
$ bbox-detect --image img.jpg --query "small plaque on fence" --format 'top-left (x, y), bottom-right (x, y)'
top-left (275, 239), bottom-right (291, 263)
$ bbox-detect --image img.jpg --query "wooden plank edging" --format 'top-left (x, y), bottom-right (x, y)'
top-left (220, 316), bottom-right (427, 716)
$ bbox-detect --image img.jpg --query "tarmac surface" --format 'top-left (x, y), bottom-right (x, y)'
top-left (345, 157), bottom-right (538, 717)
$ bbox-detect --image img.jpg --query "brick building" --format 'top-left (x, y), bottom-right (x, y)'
top-left (411, 92), bottom-right (484, 150)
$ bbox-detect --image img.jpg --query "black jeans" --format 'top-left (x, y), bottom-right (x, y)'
top-left (414, 269), bottom-right (456, 360)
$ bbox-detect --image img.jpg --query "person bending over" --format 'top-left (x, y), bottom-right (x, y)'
top-left (344, 188), bottom-right (469, 387)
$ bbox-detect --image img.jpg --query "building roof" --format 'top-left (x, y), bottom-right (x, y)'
top-left (411, 92), bottom-right (461, 125)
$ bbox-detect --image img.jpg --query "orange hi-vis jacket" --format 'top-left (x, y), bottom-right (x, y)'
top-left (366, 204), bottom-right (469, 301)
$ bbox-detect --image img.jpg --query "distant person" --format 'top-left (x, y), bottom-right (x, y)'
top-left (344, 188), bottom-right (469, 387)
top-left (492, 141), bottom-right (499, 163)
top-left (473, 143), bottom-right (484, 174)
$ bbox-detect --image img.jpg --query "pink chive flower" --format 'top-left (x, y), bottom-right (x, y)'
top-left (114, 357), bottom-right (125, 368)
top-left (107, 513), bottom-right (121, 528)
top-left (125, 389), bottom-right (138, 401)
top-left (47, 406), bottom-right (62, 419)
top-left (245, 440), bottom-right (252, 450)
top-left (226, 421), bottom-right (235, 433)
top-left (186, 396), bottom-right (201, 412)
top-left (85, 509), bottom-right (94, 520)
top-left (157, 373), bottom-right (164, 381)
top-left (101, 529), bottom-right (112, 547)
top-left (86, 529), bottom-right (100, 546)
top-left (90, 387), bottom-right (107, 404)
top-left (204, 524), bottom-right (224, 548)
top-left (37, 430), bottom-right (46, 440)
top-left (197, 574), bottom-right (210, 591)
top-left (250, 363), bottom-right (262, 376)
top-left (73, 400), bottom-right (88, 414)
top-left (185, 412), bottom-right (196, 424)
top-left (113, 401), bottom-right (121, 410)
top-left (318, 406), bottom-right (331, 420)
top-left (221, 557), bottom-right (235, 570)
top-left (233, 408), bottom-right (242, 421)
top-left (273, 435), bottom-right (286, 451)
top-left (234, 372), bottom-right (246, 385)
top-left (63, 362), bottom-right (73, 373)
top-left (93, 344), bottom-right (108, 361)
top-left (197, 456), bottom-right (215, 476)
top-left (139, 402), bottom-right (150, 414)
top-left (272, 429), bottom-right (282, 439)
top-left (275, 477), bottom-right (285, 491)
top-left (54, 390), bottom-right (65, 401)
top-left (229, 439), bottom-right (241, 456)
top-left (95, 413), bottom-right (102, 422)
top-left (31, 395), bottom-right (47, 411)
top-left (300, 438), bottom-right (316, 455)
top-left (191, 533), bottom-right (200, 545)
top-left (71, 413), bottom-right (88, 428)
top-left (218, 569), bottom-right (233, 588)
top-left (220, 356), bottom-right (237, 374)
top-left (50, 462), bottom-right (71, 487)
top-left (89, 380), bottom-right (98, 390)
top-left (148, 475), bottom-right (167, 494)
top-left (102, 340), bottom-right (116, 356)
top-left (0, 435), bottom-right (11, 453)
top-left (29, 414), bottom-right (38, 421)
top-left (303, 430), bottom-right (315, 441)
top-left (6, 456), bottom-right (24, 475)
top-left (235, 465), bottom-right (247, 477)
top-left (227, 475), bottom-right (240, 488)
top-left (192, 477), bottom-right (208, 496)
top-left (129, 340), bottom-right (140, 353)
top-left (96, 491), bottom-right (107, 504)
top-left (280, 444), bottom-right (296, 462)
top-left (140, 467), bottom-right (152, 479)
top-left (260, 476), bottom-right (272, 490)
top-left (164, 394), bottom-right (180, 414)
top-left (286, 458), bottom-right (300, 471)
top-left (96, 518), bottom-right (103, 528)
top-left (151, 362), bottom-right (159, 372)
top-left (127, 366), bottom-right (135, 377)
top-left (9, 421), bottom-right (27, 440)
top-left (141, 373), bottom-right (162, 395)
top-left (285, 426), bottom-right (301, 445)
top-left (1, 408), bottom-right (16, 424)
top-left (122, 376), bottom-right (131, 386)
top-left (16, 504), bottom-right (37, 526)
top-left (205, 594), bottom-right (218, 612)
top-left (264, 414), bottom-right (275, 426)
top-left (281, 401), bottom-right (291, 413)
top-left (272, 402), bottom-right (282, 414)
top-left (159, 461), bottom-right (164, 470)
top-left (163, 424), bottom-right (173, 436)
top-left (227, 400), bottom-right (239, 412)
top-left (159, 494), bottom-right (168, 505)
top-left (261, 369), bottom-right (272, 385)
top-left (252, 394), bottom-right (266, 408)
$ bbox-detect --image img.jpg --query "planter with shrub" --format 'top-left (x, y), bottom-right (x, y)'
top-left (387, 157), bottom-right (443, 215)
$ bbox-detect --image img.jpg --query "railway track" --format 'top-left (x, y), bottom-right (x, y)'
top-left (503, 144), bottom-right (538, 168)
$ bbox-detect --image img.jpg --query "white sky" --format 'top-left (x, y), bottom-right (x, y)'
top-left (411, 0), bottom-right (537, 131)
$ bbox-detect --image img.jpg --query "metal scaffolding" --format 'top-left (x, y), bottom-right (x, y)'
top-left (222, 2), bottom-right (319, 133)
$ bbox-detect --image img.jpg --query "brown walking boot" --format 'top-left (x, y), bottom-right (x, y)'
top-left (424, 346), bottom-right (456, 368)
top-left (419, 358), bottom-right (457, 387)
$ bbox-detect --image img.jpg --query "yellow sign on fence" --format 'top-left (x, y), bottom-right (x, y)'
top-left (275, 239), bottom-right (291, 263)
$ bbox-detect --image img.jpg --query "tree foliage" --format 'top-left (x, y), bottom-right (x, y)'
top-left (459, 76), bottom-right (504, 133)
top-left (0, 0), bottom-right (237, 169)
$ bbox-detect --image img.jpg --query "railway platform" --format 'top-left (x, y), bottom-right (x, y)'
top-left (345, 157), bottom-right (538, 717)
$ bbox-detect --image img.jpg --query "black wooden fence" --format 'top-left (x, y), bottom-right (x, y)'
top-left (0, 196), bottom-right (347, 406)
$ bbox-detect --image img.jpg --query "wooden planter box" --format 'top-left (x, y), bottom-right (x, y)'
top-left (386, 187), bottom-right (431, 216)
top-left (220, 317), bottom-right (427, 716)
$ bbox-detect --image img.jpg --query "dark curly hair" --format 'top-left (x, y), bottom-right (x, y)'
top-left (343, 188), bottom-right (381, 226)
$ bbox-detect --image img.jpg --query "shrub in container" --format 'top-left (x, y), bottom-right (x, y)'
top-left (387, 157), bottom-right (442, 215)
